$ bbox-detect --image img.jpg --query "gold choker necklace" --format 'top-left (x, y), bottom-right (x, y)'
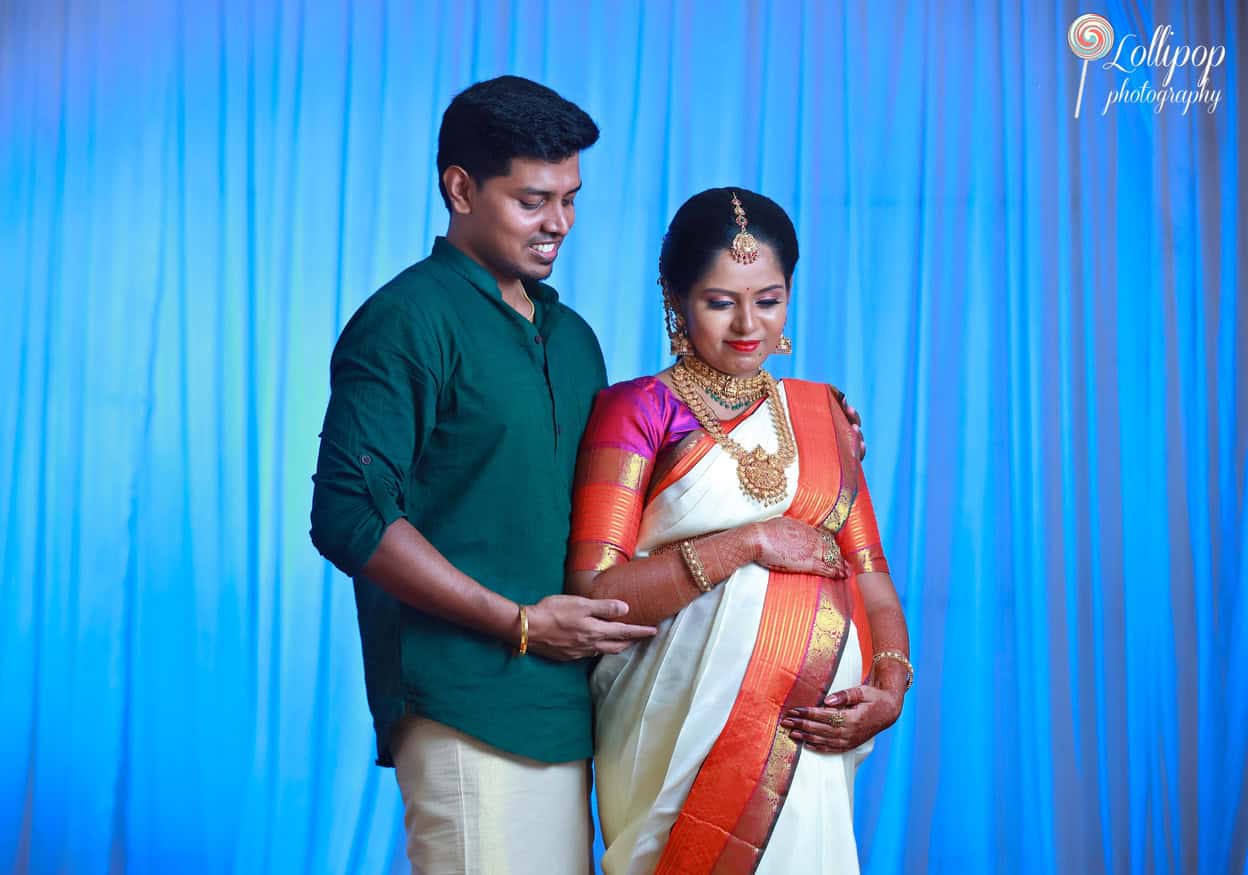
top-left (671, 357), bottom-right (796, 505)
top-left (677, 355), bottom-right (769, 406)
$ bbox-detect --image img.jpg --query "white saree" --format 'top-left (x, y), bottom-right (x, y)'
top-left (592, 384), bottom-right (872, 875)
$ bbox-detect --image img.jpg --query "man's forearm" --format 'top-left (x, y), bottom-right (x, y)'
top-left (342, 516), bottom-right (658, 664)
top-left (361, 518), bottom-right (521, 646)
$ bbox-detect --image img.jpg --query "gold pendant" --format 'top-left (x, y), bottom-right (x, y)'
top-left (737, 446), bottom-right (788, 505)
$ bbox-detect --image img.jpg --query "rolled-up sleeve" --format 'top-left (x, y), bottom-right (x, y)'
top-left (310, 296), bottom-right (438, 576)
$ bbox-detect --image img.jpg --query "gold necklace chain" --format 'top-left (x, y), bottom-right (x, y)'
top-left (678, 354), bottom-right (769, 404)
top-left (519, 287), bottom-right (536, 321)
top-left (670, 358), bottom-right (797, 505)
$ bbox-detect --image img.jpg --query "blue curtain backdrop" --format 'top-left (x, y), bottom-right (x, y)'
top-left (2, 1), bottom-right (1244, 872)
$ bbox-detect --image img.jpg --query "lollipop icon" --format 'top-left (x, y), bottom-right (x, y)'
top-left (1068, 13), bottom-right (1114, 118)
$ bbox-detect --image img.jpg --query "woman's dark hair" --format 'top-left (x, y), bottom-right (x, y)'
top-left (658, 187), bottom-right (799, 300)
top-left (436, 76), bottom-right (600, 209)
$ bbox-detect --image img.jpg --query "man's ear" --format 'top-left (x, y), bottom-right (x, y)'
top-left (442, 166), bottom-right (475, 215)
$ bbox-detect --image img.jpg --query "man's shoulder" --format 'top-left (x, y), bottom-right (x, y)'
top-left (342, 258), bottom-right (455, 335)
top-left (548, 299), bottom-right (606, 383)
top-left (366, 257), bottom-right (453, 312)
top-left (550, 298), bottom-right (599, 339)
top-left (330, 261), bottom-right (459, 372)
top-left (540, 289), bottom-right (603, 353)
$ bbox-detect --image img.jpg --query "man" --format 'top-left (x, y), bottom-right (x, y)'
top-left (310, 76), bottom-right (654, 873)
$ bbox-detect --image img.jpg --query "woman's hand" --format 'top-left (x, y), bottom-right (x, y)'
top-left (780, 684), bottom-right (903, 752)
top-left (750, 518), bottom-right (850, 578)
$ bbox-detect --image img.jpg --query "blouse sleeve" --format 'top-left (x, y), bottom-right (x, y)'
top-left (566, 381), bottom-right (667, 574)
top-left (836, 473), bottom-right (890, 575)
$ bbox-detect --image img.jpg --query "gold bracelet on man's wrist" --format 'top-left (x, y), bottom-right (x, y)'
top-left (516, 604), bottom-right (529, 656)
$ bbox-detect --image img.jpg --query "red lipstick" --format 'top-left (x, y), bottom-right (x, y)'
top-left (726, 340), bottom-right (761, 353)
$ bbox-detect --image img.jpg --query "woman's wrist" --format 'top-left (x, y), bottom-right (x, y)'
top-left (882, 687), bottom-right (905, 720)
top-left (871, 650), bottom-right (913, 695)
top-left (743, 522), bottom-right (764, 563)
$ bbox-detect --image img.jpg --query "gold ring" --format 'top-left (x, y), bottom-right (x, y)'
top-left (820, 532), bottom-right (843, 566)
top-left (828, 711), bottom-right (846, 728)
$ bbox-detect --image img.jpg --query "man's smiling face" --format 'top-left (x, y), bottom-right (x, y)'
top-left (451, 154), bottom-right (582, 288)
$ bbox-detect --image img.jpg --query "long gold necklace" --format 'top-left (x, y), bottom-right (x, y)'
top-left (671, 357), bottom-right (797, 505)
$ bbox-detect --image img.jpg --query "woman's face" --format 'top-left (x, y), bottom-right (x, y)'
top-left (680, 244), bottom-right (790, 377)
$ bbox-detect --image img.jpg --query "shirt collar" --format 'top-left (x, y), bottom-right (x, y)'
top-left (431, 236), bottom-right (560, 308)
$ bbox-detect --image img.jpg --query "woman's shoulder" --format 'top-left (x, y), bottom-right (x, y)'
top-left (585, 374), bottom-right (682, 450)
top-left (595, 374), bottom-right (678, 410)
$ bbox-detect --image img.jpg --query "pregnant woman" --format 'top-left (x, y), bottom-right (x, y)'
top-left (566, 188), bottom-right (913, 874)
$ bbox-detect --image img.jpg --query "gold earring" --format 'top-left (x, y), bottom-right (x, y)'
top-left (670, 332), bottom-right (693, 357)
top-left (776, 335), bottom-right (793, 355)
top-left (661, 279), bottom-right (693, 357)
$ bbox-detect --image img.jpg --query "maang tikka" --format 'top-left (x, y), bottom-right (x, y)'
top-left (730, 191), bottom-right (791, 352)
top-left (730, 192), bottom-right (759, 265)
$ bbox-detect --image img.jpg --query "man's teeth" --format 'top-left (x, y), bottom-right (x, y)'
top-left (533, 243), bottom-right (555, 254)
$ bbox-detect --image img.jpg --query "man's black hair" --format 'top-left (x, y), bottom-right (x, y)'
top-left (436, 75), bottom-right (600, 210)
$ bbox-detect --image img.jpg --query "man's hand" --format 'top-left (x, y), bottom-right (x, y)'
top-left (842, 399), bottom-right (867, 461)
top-left (829, 386), bottom-right (867, 460)
top-left (525, 595), bottom-right (656, 660)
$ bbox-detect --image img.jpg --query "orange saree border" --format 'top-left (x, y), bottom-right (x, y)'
top-left (654, 380), bottom-right (856, 874)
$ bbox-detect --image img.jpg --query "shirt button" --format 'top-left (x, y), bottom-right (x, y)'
top-left (534, 335), bottom-right (543, 344)
top-left (360, 454), bottom-right (372, 465)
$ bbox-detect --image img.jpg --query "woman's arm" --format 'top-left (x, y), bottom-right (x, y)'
top-left (856, 571), bottom-right (911, 694)
top-left (781, 571), bottom-right (910, 752)
top-left (780, 472), bottom-right (913, 751)
top-left (568, 517), bottom-right (848, 627)
top-left (568, 380), bottom-right (848, 627)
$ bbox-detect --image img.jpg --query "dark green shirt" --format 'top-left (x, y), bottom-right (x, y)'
top-left (310, 237), bottom-right (607, 765)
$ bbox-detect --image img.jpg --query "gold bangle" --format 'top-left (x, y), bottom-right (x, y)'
top-left (872, 650), bottom-right (913, 690)
top-left (517, 605), bottom-right (529, 656)
top-left (679, 539), bottom-right (714, 592)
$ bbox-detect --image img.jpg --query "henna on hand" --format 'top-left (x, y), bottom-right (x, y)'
top-left (753, 517), bottom-right (849, 578)
top-left (781, 684), bottom-right (902, 751)
top-left (864, 606), bottom-right (911, 692)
